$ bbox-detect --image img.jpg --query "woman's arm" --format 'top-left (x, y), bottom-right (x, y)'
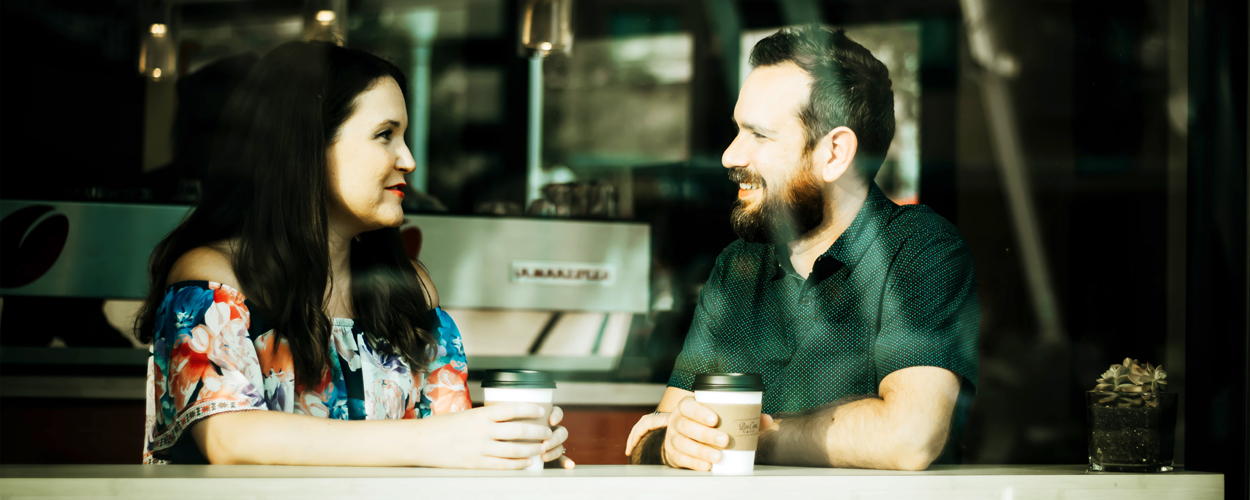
top-left (191, 402), bottom-right (568, 468)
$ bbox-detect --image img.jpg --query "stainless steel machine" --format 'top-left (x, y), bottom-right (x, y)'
top-left (0, 200), bottom-right (652, 398)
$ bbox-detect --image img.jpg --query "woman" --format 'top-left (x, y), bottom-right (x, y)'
top-left (138, 41), bottom-right (572, 468)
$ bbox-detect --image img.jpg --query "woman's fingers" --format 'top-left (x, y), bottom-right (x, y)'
top-left (540, 448), bottom-right (576, 469)
top-left (551, 454), bottom-right (576, 469)
top-left (540, 444), bottom-right (566, 462)
top-left (542, 425), bottom-right (569, 451)
top-left (490, 421), bottom-right (553, 441)
top-left (548, 405), bottom-right (564, 426)
top-left (484, 439), bottom-right (545, 459)
top-left (478, 456), bottom-right (535, 470)
top-left (485, 402), bottom-right (546, 422)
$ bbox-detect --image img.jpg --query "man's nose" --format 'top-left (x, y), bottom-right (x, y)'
top-left (722, 134), bottom-right (749, 169)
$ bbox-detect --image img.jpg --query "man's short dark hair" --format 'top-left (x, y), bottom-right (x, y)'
top-left (749, 25), bottom-right (895, 182)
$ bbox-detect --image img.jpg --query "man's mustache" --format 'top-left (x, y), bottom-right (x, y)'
top-left (728, 168), bottom-right (765, 186)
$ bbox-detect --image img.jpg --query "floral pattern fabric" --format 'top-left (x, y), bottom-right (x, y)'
top-left (143, 281), bottom-right (470, 464)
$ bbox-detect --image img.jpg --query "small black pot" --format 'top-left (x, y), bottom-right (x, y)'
top-left (1086, 391), bottom-right (1178, 472)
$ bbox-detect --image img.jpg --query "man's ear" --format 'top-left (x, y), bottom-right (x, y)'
top-left (815, 126), bottom-right (858, 183)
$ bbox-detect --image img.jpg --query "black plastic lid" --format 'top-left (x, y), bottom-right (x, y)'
top-left (692, 373), bottom-right (765, 392)
top-left (480, 369), bottom-right (557, 389)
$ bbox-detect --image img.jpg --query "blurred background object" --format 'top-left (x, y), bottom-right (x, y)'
top-left (0, 2), bottom-right (1244, 498)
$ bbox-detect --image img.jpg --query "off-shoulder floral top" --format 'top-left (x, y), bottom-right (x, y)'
top-left (142, 281), bottom-right (471, 464)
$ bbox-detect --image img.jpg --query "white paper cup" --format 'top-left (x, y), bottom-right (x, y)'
top-left (692, 373), bottom-right (766, 475)
top-left (481, 370), bottom-right (557, 472)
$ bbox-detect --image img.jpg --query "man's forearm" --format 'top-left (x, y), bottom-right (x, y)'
top-left (628, 427), bottom-right (666, 465)
top-left (756, 394), bottom-right (881, 467)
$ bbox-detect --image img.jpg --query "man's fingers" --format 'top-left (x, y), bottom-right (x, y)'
top-left (675, 417), bottom-right (729, 448)
top-left (485, 402), bottom-right (545, 422)
top-left (490, 422), bottom-right (553, 441)
top-left (665, 439), bottom-right (712, 471)
top-left (548, 406), bottom-right (564, 426)
top-left (671, 432), bottom-right (722, 466)
top-left (624, 426), bottom-right (640, 456)
top-left (677, 397), bottom-right (719, 427)
top-left (624, 414), bottom-right (665, 456)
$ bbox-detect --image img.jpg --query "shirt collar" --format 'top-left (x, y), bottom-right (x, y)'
top-left (771, 183), bottom-right (897, 280)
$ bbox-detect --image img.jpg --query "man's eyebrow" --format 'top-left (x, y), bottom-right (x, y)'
top-left (738, 120), bottom-right (775, 135)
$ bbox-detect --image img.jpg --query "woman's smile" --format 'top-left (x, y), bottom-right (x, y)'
top-left (385, 182), bottom-right (406, 199)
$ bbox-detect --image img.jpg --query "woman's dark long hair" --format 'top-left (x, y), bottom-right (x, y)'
top-left (137, 41), bottom-right (435, 387)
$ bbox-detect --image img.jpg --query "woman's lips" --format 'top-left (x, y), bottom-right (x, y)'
top-left (386, 188), bottom-right (405, 199)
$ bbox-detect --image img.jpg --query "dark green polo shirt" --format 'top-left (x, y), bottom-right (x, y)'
top-left (669, 183), bottom-right (979, 416)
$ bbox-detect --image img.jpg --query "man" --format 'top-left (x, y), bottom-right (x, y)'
top-left (625, 25), bottom-right (979, 471)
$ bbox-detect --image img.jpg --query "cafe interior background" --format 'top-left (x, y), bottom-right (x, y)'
top-left (0, 0), bottom-right (1244, 496)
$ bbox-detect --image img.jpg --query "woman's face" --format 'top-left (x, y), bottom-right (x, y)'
top-left (326, 76), bottom-right (415, 234)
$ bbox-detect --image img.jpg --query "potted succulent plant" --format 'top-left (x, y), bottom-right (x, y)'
top-left (1087, 358), bottom-right (1178, 472)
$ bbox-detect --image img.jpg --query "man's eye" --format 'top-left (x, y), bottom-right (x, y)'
top-left (376, 130), bottom-right (394, 140)
top-left (752, 132), bottom-right (767, 139)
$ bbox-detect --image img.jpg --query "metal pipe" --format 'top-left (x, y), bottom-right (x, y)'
top-left (410, 43), bottom-right (432, 192)
top-left (404, 8), bottom-right (438, 193)
top-left (527, 52), bottom-right (545, 204)
top-left (960, 0), bottom-right (1062, 343)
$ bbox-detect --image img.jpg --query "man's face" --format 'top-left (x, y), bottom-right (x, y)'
top-left (723, 63), bottom-right (826, 244)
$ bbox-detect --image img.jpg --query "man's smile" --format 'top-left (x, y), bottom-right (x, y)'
top-left (738, 182), bottom-right (763, 199)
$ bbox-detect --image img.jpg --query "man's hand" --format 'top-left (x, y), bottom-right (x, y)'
top-left (624, 412), bottom-right (668, 458)
top-left (660, 397), bottom-right (729, 471)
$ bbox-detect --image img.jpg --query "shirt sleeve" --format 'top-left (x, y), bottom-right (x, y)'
top-left (418, 307), bottom-right (471, 417)
top-left (668, 254), bottom-right (730, 391)
top-left (144, 283), bottom-right (267, 464)
top-left (874, 230), bottom-right (980, 391)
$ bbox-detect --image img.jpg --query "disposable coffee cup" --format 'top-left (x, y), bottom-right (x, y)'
top-left (693, 373), bottom-right (765, 474)
top-left (481, 369), bottom-right (557, 471)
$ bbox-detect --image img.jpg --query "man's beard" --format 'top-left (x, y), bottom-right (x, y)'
top-left (729, 160), bottom-right (826, 244)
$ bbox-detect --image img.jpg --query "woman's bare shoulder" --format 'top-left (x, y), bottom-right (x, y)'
top-left (411, 260), bottom-right (439, 309)
top-left (168, 243), bottom-right (242, 291)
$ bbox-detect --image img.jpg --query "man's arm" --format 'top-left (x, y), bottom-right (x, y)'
top-left (756, 366), bottom-right (960, 471)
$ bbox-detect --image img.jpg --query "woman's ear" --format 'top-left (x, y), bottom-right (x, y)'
top-left (817, 126), bottom-right (859, 183)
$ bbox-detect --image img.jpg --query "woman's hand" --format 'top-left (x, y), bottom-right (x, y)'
top-left (542, 406), bottom-right (576, 469)
top-left (412, 402), bottom-right (558, 469)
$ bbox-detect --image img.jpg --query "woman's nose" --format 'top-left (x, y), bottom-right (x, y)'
top-left (396, 145), bottom-right (416, 173)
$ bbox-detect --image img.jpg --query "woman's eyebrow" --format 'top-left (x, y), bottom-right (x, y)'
top-left (377, 119), bottom-right (401, 128)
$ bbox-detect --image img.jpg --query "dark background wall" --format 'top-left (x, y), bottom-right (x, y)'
top-left (0, 2), bottom-right (1245, 498)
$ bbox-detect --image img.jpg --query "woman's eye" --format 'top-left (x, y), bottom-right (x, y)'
top-left (752, 132), bottom-right (767, 139)
top-left (376, 130), bottom-right (394, 140)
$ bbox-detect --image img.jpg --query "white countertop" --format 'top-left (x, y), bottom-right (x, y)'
top-left (0, 464), bottom-right (1223, 499)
